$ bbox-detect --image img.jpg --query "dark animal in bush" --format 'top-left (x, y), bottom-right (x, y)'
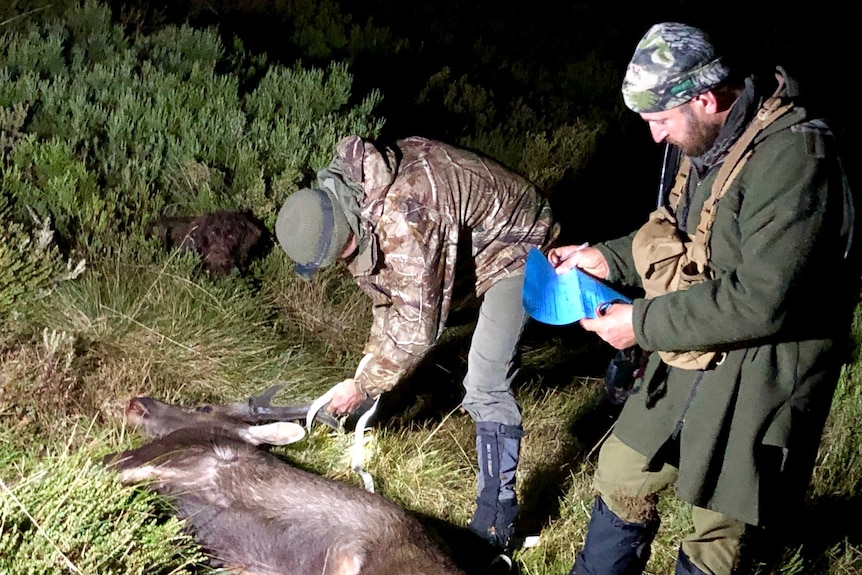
top-left (145, 210), bottom-right (270, 277)
top-left (104, 395), bottom-right (468, 575)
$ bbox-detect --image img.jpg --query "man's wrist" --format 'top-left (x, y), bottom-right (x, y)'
top-left (353, 378), bottom-right (370, 399)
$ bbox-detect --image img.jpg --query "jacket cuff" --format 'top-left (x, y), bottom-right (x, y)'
top-left (632, 297), bottom-right (652, 350)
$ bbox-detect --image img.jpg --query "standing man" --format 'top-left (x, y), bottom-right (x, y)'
top-left (275, 135), bottom-right (553, 549)
top-left (549, 23), bottom-right (856, 575)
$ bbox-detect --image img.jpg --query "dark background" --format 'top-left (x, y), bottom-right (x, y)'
top-left (106, 0), bottom-right (857, 244)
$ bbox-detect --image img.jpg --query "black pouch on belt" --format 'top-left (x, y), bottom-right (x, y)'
top-left (604, 345), bottom-right (643, 405)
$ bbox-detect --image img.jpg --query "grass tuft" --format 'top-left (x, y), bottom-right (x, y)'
top-left (0, 422), bottom-right (207, 575)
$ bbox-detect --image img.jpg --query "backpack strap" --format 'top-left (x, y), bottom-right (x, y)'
top-left (689, 96), bottom-right (794, 266)
top-left (668, 92), bottom-right (795, 268)
top-left (667, 156), bottom-right (690, 212)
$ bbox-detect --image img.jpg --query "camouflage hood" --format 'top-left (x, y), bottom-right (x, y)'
top-left (330, 136), bottom-right (399, 273)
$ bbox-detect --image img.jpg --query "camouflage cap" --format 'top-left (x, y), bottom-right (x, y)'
top-left (622, 22), bottom-right (729, 114)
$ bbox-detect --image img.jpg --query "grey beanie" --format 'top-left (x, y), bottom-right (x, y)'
top-left (621, 22), bottom-right (730, 113)
top-left (275, 187), bottom-right (352, 278)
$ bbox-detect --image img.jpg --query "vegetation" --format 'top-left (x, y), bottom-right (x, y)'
top-left (1, 2), bottom-right (859, 575)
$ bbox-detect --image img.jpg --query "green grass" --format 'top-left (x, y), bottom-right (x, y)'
top-left (0, 422), bottom-right (208, 575)
top-left (2, 258), bottom-right (860, 575)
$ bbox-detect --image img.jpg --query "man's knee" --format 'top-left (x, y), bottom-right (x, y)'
top-left (681, 507), bottom-right (747, 575)
top-left (594, 433), bottom-right (677, 524)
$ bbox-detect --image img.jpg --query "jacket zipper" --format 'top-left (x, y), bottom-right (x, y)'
top-left (671, 369), bottom-right (706, 440)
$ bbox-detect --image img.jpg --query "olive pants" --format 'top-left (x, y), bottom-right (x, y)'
top-left (594, 433), bottom-right (746, 575)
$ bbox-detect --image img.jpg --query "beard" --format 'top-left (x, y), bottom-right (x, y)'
top-left (668, 105), bottom-right (723, 157)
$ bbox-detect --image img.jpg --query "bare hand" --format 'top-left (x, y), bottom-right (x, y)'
top-left (547, 244), bottom-right (610, 278)
top-left (580, 303), bottom-right (636, 349)
top-left (325, 378), bottom-right (368, 416)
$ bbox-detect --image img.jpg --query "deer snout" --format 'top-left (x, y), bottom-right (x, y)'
top-left (124, 397), bottom-right (152, 427)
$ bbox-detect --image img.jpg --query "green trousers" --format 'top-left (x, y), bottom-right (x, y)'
top-left (594, 432), bottom-right (747, 575)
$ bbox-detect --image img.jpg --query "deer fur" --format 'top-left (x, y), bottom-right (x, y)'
top-left (104, 396), bottom-right (467, 575)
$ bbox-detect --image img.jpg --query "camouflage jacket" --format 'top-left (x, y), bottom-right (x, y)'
top-left (333, 136), bottom-right (552, 397)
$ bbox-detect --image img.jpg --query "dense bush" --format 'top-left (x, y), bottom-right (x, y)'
top-left (105, 0), bottom-right (613, 195)
top-left (0, 0), bottom-right (383, 262)
top-left (0, 200), bottom-right (87, 323)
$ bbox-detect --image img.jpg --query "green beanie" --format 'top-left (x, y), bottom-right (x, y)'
top-left (275, 187), bottom-right (352, 278)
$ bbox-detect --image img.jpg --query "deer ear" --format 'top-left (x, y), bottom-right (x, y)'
top-left (240, 422), bottom-right (306, 445)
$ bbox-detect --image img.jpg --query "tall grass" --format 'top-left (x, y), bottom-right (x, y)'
top-left (3, 243), bottom-right (861, 575)
top-left (5, 249), bottom-right (859, 574)
top-left (0, 423), bottom-right (208, 575)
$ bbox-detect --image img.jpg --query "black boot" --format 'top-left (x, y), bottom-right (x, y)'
top-left (570, 496), bottom-right (658, 575)
top-left (469, 421), bottom-right (524, 549)
top-left (675, 548), bottom-right (710, 575)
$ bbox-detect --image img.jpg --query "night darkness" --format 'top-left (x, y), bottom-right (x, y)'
top-left (110, 0), bottom-right (857, 244)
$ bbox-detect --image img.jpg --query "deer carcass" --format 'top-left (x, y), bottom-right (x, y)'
top-left (104, 395), bottom-right (467, 575)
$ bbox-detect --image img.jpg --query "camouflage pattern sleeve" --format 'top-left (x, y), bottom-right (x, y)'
top-left (353, 195), bottom-right (448, 398)
top-left (347, 136), bottom-right (552, 397)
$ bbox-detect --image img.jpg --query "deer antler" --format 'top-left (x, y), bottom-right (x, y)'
top-left (217, 385), bottom-right (340, 430)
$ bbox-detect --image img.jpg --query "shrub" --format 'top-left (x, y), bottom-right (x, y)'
top-left (0, 185), bottom-right (82, 321)
top-left (0, 0), bottom-right (383, 262)
top-left (0, 427), bottom-right (207, 575)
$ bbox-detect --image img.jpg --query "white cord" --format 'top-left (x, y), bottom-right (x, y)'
top-left (351, 397), bottom-right (380, 493)
top-left (306, 353), bottom-right (379, 492)
top-left (305, 388), bottom-right (335, 434)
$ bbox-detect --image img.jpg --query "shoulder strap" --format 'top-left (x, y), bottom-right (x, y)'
top-left (686, 95), bottom-right (796, 266)
top-left (667, 156), bottom-right (690, 211)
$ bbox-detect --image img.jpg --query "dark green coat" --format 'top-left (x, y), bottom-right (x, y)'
top-left (598, 71), bottom-right (857, 526)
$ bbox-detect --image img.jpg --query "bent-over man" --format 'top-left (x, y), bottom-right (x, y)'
top-left (276, 135), bottom-right (553, 549)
